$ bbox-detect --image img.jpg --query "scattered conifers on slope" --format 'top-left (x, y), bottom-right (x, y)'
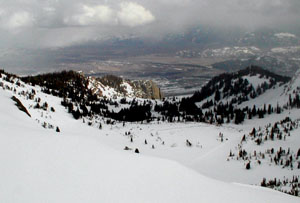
top-left (228, 116), bottom-right (300, 196)
top-left (191, 66), bottom-right (290, 105)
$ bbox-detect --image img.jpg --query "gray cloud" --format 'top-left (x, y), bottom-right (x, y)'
top-left (0, 0), bottom-right (299, 48)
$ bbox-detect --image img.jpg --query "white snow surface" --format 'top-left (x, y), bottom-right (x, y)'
top-left (271, 46), bottom-right (300, 54)
top-left (202, 46), bottom-right (261, 57)
top-left (121, 81), bottom-right (134, 95)
top-left (242, 74), bottom-right (270, 89)
top-left (88, 76), bottom-right (120, 98)
top-left (87, 77), bottom-right (147, 99)
top-left (274, 33), bottom-right (297, 39)
top-left (0, 74), bottom-right (299, 202)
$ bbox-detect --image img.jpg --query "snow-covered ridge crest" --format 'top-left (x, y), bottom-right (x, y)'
top-left (283, 68), bottom-right (300, 97)
top-left (288, 68), bottom-right (300, 90)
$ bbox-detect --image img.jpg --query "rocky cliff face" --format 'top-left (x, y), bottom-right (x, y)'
top-left (88, 75), bottom-right (163, 100)
top-left (131, 80), bottom-right (163, 100)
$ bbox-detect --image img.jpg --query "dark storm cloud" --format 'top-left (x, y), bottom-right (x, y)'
top-left (0, 0), bottom-right (299, 48)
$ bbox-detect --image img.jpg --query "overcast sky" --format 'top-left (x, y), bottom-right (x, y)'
top-left (0, 0), bottom-right (299, 48)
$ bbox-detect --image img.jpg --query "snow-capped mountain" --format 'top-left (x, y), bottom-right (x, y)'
top-left (200, 46), bottom-right (261, 58)
top-left (237, 31), bottom-right (300, 48)
top-left (0, 67), bottom-right (300, 202)
top-left (173, 29), bottom-right (300, 78)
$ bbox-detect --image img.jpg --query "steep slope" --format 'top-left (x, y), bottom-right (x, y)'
top-left (88, 75), bottom-right (163, 99)
top-left (192, 66), bottom-right (290, 107)
top-left (238, 67), bottom-right (300, 110)
top-left (0, 71), bottom-right (299, 202)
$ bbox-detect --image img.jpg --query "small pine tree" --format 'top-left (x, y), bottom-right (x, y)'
top-left (215, 89), bottom-right (220, 101)
top-left (261, 178), bottom-right (266, 187)
top-left (56, 127), bottom-right (60, 132)
top-left (246, 162), bottom-right (251, 170)
top-left (135, 148), bottom-right (139, 153)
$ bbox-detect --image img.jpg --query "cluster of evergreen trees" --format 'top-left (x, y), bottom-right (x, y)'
top-left (261, 176), bottom-right (299, 197)
top-left (110, 101), bottom-right (152, 122)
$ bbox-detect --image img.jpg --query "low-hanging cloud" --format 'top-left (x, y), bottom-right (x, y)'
top-left (63, 2), bottom-right (155, 27)
top-left (118, 2), bottom-right (155, 27)
top-left (0, 0), bottom-right (299, 48)
top-left (0, 10), bottom-right (34, 31)
top-left (64, 5), bottom-right (115, 26)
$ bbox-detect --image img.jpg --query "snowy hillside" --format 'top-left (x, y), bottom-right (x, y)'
top-left (0, 69), bottom-right (300, 202)
top-left (88, 76), bottom-right (134, 98)
top-left (192, 66), bottom-right (289, 110)
top-left (88, 75), bottom-right (163, 99)
top-left (238, 68), bottom-right (300, 110)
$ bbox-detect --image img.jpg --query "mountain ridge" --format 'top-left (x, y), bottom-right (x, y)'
top-left (21, 70), bottom-right (163, 100)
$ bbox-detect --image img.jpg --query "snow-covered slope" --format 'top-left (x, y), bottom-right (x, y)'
top-left (0, 72), bottom-right (299, 202)
top-left (193, 66), bottom-right (290, 110)
top-left (88, 75), bottom-right (163, 99)
top-left (239, 68), bottom-right (300, 109)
